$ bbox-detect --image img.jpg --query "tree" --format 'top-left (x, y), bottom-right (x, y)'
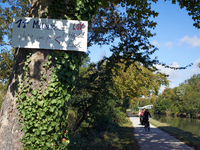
top-left (111, 61), bottom-right (168, 111)
top-left (0, 0), bottom-right (101, 149)
top-left (181, 74), bottom-right (200, 117)
top-left (153, 74), bottom-right (200, 117)
top-left (69, 59), bottom-right (112, 131)
top-left (198, 62), bottom-right (200, 68)
top-left (0, 47), bottom-right (14, 107)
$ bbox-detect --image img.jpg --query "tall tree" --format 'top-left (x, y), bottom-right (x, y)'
top-left (0, 0), bottom-right (100, 149)
top-left (111, 61), bottom-right (168, 111)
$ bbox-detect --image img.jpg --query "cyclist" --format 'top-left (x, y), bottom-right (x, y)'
top-left (143, 109), bottom-right (151, 132)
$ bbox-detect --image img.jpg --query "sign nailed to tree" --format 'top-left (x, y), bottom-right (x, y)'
top-left (12, 17), bottom-right (88, 52)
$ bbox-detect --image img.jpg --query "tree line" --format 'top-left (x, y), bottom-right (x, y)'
top-left (152, 73), bottom-right (200, 118)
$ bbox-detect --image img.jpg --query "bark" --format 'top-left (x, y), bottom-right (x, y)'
top-left (29, 0), bottom-right (52, 18)
top-left (0, 48), bottom-right (53, 150)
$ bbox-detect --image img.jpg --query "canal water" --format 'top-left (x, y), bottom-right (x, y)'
top-left (151, 114), bottom-right (200, 137)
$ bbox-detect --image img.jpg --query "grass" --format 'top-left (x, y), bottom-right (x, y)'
top-left (111, 120), bottom-right (141, 150)
top-left (149, 118), bottom-right (200, 150)
top-left (88, 120), bottom-right (141, 150)
top-left (68, 115), bottom-right (141, 150)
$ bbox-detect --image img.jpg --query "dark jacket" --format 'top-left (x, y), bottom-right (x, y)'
top-left (143, 110), bottom-right (151, 120)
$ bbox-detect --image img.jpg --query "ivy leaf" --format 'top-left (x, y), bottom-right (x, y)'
top-left (47, 55), bottom-right (52, 60)
top-left (61, 59), bottom-right (66, 64)
top-left (43, 75), bottom-right (46, 80)
top-left (43, 107), bottom-right (48, 112)
top-left (70, 63), bottom-right (76, 70)
top-left (47, 126), bottom-right (53, 133)
top-left (49, 107), bottom-right (55, 112)
top-left (40, 111), bottom-right (45, 117)
top-left (37, 101), bottom-right (44, 107)
top-left (64, 53), bottom-right (69, 59)
top-left (57, 64), bottom-right (62, 70)
top-left (40, 70), bottom-right (44, 75)
top-left (21, 109), bottom-right (26, 118)
top-left (20, 93), bottom-right (26, 100)
top-left (32, 90), bottom-right (37, 96)
top-left (38, 95), bottom-right (43, 100)
top-left (49, 82), bottom-right (57, 88)
top-left (46, 142), bottom-right (51, 147)
top-left (43, 91), bottom-right (49, 97)
top-left (66, 72), bottom-right (72, 77)
top-left (53, 134), bottom-right (59, 141)
top-left (51, 99), bottom-right (57, 104)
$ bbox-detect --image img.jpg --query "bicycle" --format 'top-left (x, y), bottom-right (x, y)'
top-left (143, 117), bottom-right (150, 132)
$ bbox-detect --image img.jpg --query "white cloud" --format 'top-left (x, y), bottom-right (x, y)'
top-left (155, 62), bottom-right (181, 86)
top-left (152, 40), bottom-right (160, 47)
top-left (179, 35), bottom-right (200, 47)
top-left (164, 41), bottom-right (174, 49)
top-left (156, 59), bottom-right (200, 93)
top-left (190, 58), bottom-right (200, 74)
top-left (194, 58), bottom-right (200, 66)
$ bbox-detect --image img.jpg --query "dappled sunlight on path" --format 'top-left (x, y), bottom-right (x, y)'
top-left (127, 112), bottom-right (194, 150)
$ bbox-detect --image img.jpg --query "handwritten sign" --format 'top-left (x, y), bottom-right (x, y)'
top-left (12, 17), bottom-right (88, 52)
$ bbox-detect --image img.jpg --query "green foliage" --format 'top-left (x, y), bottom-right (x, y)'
top-left (0, 0), bottom-right (30, 45)
top-left (0, 47), bottom-right (14, 82)
top-left (180, 74), bottom-right (200, 117)
top-left (152, 74), bottom-right (200, 118)
top-left (0, 47), bottom-right (14, 107)
top-left (0, 80), bottom-right (7, 107)
top-left (111, 61), bottom-right (168, 112)
top-left (153, 96), bottom-right (171, 115)
top-left (48, 0), bottom-right (101, 21)
top-left (69, 60), bottom-right (112, 131)
top-left (170, 0), bottom-right (200, 28)
top-left (68, 57), bottom-right (134, 136)
top-left (68, 114), bottom-right (138, 150)
top-left (15, 51), bottom-right (83, 149)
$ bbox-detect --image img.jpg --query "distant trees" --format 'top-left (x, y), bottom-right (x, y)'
top-left (152, 74), bottom-right (200, 118)
top-left (0, 47), bottom-right (14, 107)
top-left (111, 61), bottom-right (168, 112)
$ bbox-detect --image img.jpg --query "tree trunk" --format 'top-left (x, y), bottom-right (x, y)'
top-left (0, 48), bottom-right (53, 149)
top-left (0, 1), bottom-right (51, 149)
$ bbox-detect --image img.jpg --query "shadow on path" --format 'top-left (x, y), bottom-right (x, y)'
top-left (127, 112), bottom-right (194, 150)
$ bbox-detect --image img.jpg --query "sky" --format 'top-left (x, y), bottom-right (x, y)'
top-left (88, 1), bottom-right (200, 93)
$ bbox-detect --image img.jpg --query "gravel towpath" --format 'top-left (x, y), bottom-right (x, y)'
top-left (127, 112), bottom-right (194, 150)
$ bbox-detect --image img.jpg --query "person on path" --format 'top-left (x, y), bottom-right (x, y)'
top-left (143, 109), bottom-right (151, 131)
top-left (139, 109), bottom-right (145, 124)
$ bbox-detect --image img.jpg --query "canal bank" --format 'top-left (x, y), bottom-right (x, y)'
top-left (127, 112), bottom-right (194, 150)
top-left (151, 114), bottom-right (200, 137)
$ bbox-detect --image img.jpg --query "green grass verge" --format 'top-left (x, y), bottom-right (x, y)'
top-left (150, 118), bottom-right (200, 150)
top-left (111, 120), bottom-right (141, 150)
top-left (68, 116), bottom-right (141, 150)
top-left (88, 121), bottom-right (141, 150)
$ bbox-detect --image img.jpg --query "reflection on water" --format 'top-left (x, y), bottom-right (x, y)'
top-left (152, 114), bottom-right (200, 137)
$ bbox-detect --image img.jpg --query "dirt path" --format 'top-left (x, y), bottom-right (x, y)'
top-left (127, 112), bottom-right (194, 150)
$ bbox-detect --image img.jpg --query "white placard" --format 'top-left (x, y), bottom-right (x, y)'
top-left (12, 17), bottom-right (88, 52)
